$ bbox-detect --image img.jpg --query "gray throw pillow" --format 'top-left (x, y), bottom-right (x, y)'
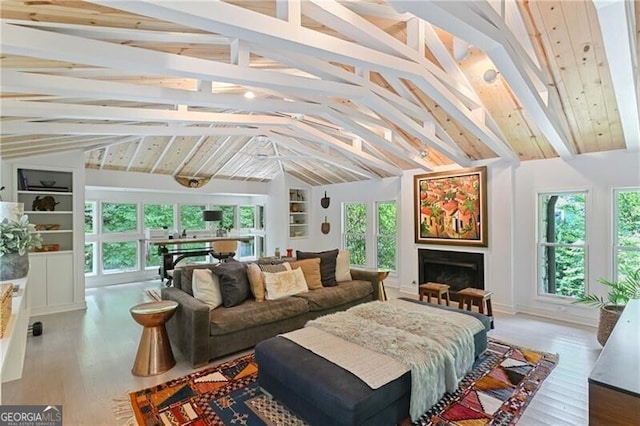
top-left (296, 249), bottom-right (339, 287)
top-left (213, 261), bottom-right (250, 307)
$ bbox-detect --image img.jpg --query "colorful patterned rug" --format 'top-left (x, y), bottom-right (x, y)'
top-left (116, 339), bottom-right (558, 425)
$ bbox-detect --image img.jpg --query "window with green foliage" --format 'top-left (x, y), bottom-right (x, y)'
top-left (144, 204), bottom-right (174, 231)
top-left (376, 201), bottom-right (397, 271)
top-left (85, 202), bottom-right (95, 234)
top-left (102, 241), bottom-right (138, 272)
top-left (143, 204), bottom-right (174, 268)
top-left (212, 205), bottom-right (236, 230)
top-left (239, 206), bottom-right (255, 229)
top-left (614, 189), bottom-right (640, 281)
top-left (257, 205), bottom-right (265, 230)
top-left (344, 202), bottom-right (367, 266)
top-left (180, 205), bottom-right (206, 231)
top-left (102, 203), bottom-right (137, 233)
top-left (85, 243), bottom-right (95, 274)
top-left (537, 192), bottom-right (587, 298)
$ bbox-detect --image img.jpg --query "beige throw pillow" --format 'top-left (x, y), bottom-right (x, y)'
top-left (247, 263), bottom-right (265, 302)
top-left (336, 250), bottom-right (352, 282)
top-left (288, 258), bottom-right (323, 290)
top-left (247, 262), bottom-right (291, 302)
top-left (264, 267), bottom-right (308, 300)
top-left (192, 268), bottom-right (223, 309)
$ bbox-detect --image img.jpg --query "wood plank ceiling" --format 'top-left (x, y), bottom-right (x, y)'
top-left (1, 1), bottom-right (638, 186)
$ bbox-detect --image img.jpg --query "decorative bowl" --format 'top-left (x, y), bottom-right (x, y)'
top-left (40, 180), bottom-right (56, 187)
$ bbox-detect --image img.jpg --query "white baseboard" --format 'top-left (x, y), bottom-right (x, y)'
top-left (30, 301), bottom-right (87, 318)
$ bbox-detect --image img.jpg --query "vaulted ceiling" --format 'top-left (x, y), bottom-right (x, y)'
top-left (1, 1), bottom-right (638, 186)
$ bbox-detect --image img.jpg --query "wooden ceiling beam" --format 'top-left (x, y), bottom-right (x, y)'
top-left (0, 122), bottom-right (268, 137)
top-left (268, 132), bottom-right (376, 180)
top-left (1, 22), bottom-right (362, 99)
top-left (1, 100), bottom-right (293, 127)
top-left (593, 0), bottom-right (639, 151)
top-left (1, 71), bottom-right (326, 116)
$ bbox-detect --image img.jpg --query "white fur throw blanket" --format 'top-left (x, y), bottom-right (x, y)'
top-left (283, 299), bottom-right (484, 421)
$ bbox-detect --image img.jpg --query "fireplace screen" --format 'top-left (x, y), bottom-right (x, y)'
top-left (418, 249), bottom-right (484, 299)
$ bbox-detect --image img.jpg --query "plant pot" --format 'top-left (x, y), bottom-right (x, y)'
top-left (597, 305), bottom-right (625, 346)
top-left (0, 252), bottom-right (30, 281)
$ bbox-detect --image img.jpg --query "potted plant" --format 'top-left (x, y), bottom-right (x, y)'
top-left (573, 270), bottom-right (640, 345)
top-left (0, 215), bottom-right (42, 280)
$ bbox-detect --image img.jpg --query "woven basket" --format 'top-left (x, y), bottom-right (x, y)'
top-left (0, 283), bottom-right (13, 338)
top-left (596, 305), bottom-right (625, 346)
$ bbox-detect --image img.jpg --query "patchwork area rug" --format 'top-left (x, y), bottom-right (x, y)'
top-left (116, 339), bottom-right (558, 426)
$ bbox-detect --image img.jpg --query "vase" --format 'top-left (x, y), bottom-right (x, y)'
top-left (596, 305), bottom-right (625, 346)
top-left (0, 252), bottom-right (30, 281)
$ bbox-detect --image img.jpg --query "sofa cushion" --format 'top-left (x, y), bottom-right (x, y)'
top-left (293, 280), bottom-right (372, 311)
top-left (297, 249), bottom-right (339, 287)
top-left (209, 297), bottom-right (310, 335)
top-left (192, 269), bottom-right (223, 310)
top-left (287, 258), bottom-right (323, 290)
top-left (335, 250), bottom-right (352, 282)
top-left (173, 264), bottom-right (218, 296)
top-left (213, 261), bottom-right (250, 307)
top-left (264, 267), bottom-right (308, 300)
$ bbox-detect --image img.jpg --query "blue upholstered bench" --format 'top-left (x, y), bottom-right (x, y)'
top-left (255, 298), bottom-right (491, 426)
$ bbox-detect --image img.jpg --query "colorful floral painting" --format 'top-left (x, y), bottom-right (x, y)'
top-left (414, 166), bottom-right (488, 246)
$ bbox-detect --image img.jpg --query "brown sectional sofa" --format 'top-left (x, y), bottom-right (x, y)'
top-left (162, 262), bottom-right (382, 367)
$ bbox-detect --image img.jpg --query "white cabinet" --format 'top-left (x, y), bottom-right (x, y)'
top-left (28, 252), bottom-right (74, 314)
top-left (289, 188), bottom-right (309, 239)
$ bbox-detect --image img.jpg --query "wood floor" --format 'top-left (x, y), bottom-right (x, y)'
top-left (3, 281), bottom-right (601, 426)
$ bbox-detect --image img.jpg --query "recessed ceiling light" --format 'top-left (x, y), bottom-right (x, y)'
top-left (244, 91), bottom-right (255, 99)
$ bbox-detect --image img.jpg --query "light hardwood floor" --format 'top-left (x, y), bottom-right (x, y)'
top-left (3, 281), bottom-right (601, 425)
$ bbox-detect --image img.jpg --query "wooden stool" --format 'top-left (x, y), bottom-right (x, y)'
top-left (418, 282), bottom-right (450, 306)
top-left (457, 288), bottom-right (494, 328)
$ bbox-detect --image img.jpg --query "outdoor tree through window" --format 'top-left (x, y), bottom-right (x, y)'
top-left (344, 202), bottom-right (367, 266)
top-left (376, 201), bottom-right (397, 271)
top-left (615, 189), bottom-right (640, 281)
top-left (538, 192), bottom-right (587, 298)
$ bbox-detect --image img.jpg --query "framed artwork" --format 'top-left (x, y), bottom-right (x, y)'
top-left (414, 166), bottom-right (488, 247)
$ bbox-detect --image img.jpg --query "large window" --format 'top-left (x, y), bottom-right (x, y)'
top-left (180, 204), bottom-right (206, 231)
top-left (614, 189), bottom-right (640, 281)
top-left (144, 204), bottom-right (175, 268)
top-left (376, 201), bottom-right (397, 271)
top-left (239, 206), bottom-right (255, 229)
top-left (102, 202), bottom-right (137, 233)
top-left (344, 202), bottom-right (367, 266)
top-left (102, 241), bottom-right (138, 273)
top-left (537, 192), bottom-right (587, 298)
top-left (144, 204), bottom-right (175, 230)
top-left (85, 202), bottom-right (95, 234)
top-left (212, 205), bottom-right (236, 231)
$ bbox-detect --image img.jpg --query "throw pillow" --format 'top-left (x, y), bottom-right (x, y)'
top-left (288, 258), bottom-right (323, 290)
top-left (247, 262), bottom-right (291, 302)
top-left (296, 249), bottom-right (339, 287)
top-left (259, 263), bottom-right (291, 273)
top-left (192, 269), bottom-right (223, 310)
top-left (335, 250), bottom-right (352, 282)
top-left (246, 263), bottom-right (266, 302)
top-left (213, 261), bottom-right (251, 308)
top-left (264, 267), bottom-right (308, 300)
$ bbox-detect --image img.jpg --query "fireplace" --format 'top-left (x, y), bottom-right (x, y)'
top-left (418, 249), bottom-right (484, 300)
